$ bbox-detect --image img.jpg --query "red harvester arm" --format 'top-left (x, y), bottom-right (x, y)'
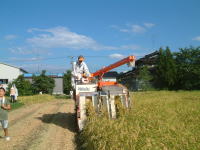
top-left (91, 56), bottom-right (135, 79)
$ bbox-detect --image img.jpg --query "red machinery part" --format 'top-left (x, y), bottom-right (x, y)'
top-left (90, 56), bottom-right (135, 87)
top-left (91, 56), bottom-right (135, 79)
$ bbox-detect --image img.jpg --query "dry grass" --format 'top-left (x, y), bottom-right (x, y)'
top-left (78, 91), bottom-right (200, 150)
top-left (17, 94), bottom-right (55, 105)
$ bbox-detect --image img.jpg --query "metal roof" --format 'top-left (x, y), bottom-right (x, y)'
top-left (103, 71), bottom-right (118, 78)
top-left (23, 73), bottom-right (64, 78)
top-left (0, 62), bottom-right (28, 73)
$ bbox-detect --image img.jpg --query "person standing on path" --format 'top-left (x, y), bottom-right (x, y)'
top-left (0, 87), bottom-right (11, 141)
top-left (10, 86), bottom-right (16, 103)
top-left (13, 84), bottom-right (18, 102)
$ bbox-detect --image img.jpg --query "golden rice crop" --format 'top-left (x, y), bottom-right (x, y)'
top-left (78, 91), bottom-right (200, 150)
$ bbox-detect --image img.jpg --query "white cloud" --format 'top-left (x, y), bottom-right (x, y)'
top-left (131, 25), bottom-right (146, 33)
top-left (9, 57), bottom-right (43, 62)
top-left (110, 25), bottom-right (119, 29)
top-left (4, 34), bottom-right (17, 40)
top-left (119, 29), bottom-right (130, 33)
top-left (27, 26), bottom-right (101, 50)
top-left (26, 26), bottom-right (140, 51)
top-left (111, 24), bottom-right (146, 33)
top-left (109, 53), bottom-right (126, 59)
top-left (9, 47), bottom-right (49, 55)
top-left (192, 36), bottom-right (200, 41)
top-left (110, 25), bottom-right (129, 33)
top-left (119, 45), bottom-right (140, 50)
top-left (111, 23), bottom-right (155, 34)
top-left (10, 47), bottom-right (32, 55)
top-left (19, 63), bottom-right (68, 73)
top-left (109, 52), bottom-right (148, 60)
top-left (144, 23), bottom-right (155, 28)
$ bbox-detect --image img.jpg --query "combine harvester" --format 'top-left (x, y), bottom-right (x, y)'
top-left (72, 56), bottom-right (136, 130)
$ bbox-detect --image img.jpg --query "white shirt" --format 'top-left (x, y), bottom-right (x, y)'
top-left (71, 61), bottom-right (90, 88)
top-left (72, 61), bottom-right (90, 78)
top-left (0, 97), bottom-right (5, 105)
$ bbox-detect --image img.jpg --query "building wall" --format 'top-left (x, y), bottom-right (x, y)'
top-left (25, 77), bottom-right (63, 94)
top-left (53, 78), bottom-right (63, 94)
top-left (102, 77), bottom-right (117, 82)
top-left (26, 78), bottom-right (33, 83)
top-left (0, 64), bottom-right (24, 89)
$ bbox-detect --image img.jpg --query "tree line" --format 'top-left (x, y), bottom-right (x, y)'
top-left (7, 70), bottom-right (55, 96)
top-left (8, 46), bottom-right (200, 96)
top-left (138, 46), bottom-right (200, 90)
top-left (8, 70), bottom-right (72, 96)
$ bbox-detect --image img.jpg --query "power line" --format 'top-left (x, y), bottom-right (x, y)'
top-left (1, 53), bottom-right (142, 63)
top-left (0, 55), bottom-right (116, 63)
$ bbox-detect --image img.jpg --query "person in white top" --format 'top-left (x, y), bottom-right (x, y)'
top-left (71, 55), bottom-right (91, 88)
top-left (0, 87), bottom-right (11, 141)
top-left (13, 84), bottom-right (18, 101)
top-left (10, 87), bottom-right (16, 103)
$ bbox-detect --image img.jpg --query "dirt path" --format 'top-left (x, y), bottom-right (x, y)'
top-left (0, 99), bottom-right (77, 150)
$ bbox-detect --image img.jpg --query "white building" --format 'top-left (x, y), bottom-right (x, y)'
top-left (0, 63), bottom-right (27, 89)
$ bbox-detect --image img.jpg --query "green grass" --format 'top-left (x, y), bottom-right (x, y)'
top-left (10, 102), bottom-right (24, 110)
top-left (5, 94), bottom-right (69, 113)
top-left (17, 94), bottom-right (55, 105)
top-left (78, 91), bottom-right (200, 150)
top-left (54, 94), bottom-right (71, 99)
top-left (7, 94), bottom-right (55, 111)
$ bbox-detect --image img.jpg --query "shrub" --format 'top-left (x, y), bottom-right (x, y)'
top-left (7, 75), bottom-right (33, 96)
top-left (32, 70), bottom-right (55, 94)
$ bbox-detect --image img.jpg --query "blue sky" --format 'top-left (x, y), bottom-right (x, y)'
top-left (0, 0), bottom-right (200, 73)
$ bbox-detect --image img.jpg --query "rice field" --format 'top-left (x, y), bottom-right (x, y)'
top-left (78, 91), bottom-right (200, 150)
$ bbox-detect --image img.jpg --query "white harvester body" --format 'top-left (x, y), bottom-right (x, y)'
top-left (72, 56), bottom-right (135, 131)
top-left (75, 83), bottom-right (131, 131)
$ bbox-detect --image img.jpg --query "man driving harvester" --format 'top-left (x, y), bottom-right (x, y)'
top-left (71, 55), bottom-right (91, 88)
top-left (71, 55), bottom-right (91, 106)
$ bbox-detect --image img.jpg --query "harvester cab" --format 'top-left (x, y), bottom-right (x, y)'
top-left (72, 56), bottom-right (136, 130)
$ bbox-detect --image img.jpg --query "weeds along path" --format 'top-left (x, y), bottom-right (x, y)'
top-left (0, 99), bottom-right (76, 150)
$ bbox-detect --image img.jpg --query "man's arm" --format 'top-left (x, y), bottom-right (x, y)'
top-left (1, 104), bottom-right (11, 110)
top-left (1, 100), bottom-right (11, 110)
top-left (83, 62), bottom-right (90, 77)
top-left (71, 62), bottom-right (78, 78)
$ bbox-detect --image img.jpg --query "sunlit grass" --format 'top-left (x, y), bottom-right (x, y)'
top-left (17, 94), bottom-right (55, 105)
top-left (10, 101), bottom-right (24, 110)
top-left (78, 91), bottom-right (200, 150)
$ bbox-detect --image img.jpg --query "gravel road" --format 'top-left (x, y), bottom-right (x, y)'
top-left (0, 99), bottom-right (77, 150)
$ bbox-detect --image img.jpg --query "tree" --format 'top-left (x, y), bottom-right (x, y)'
top-left (32, 70), bottom-right (55, 94)
top-left (63, 70), bottom-right (72, 94)
top-left (174, 46), bottom-right (200, 90)
top-left (155, 47), bottom-right (177, 89)
top-left (7, 75), bottom-right (33, 96)
top-left (137, 66), bottom-right (153, 91)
